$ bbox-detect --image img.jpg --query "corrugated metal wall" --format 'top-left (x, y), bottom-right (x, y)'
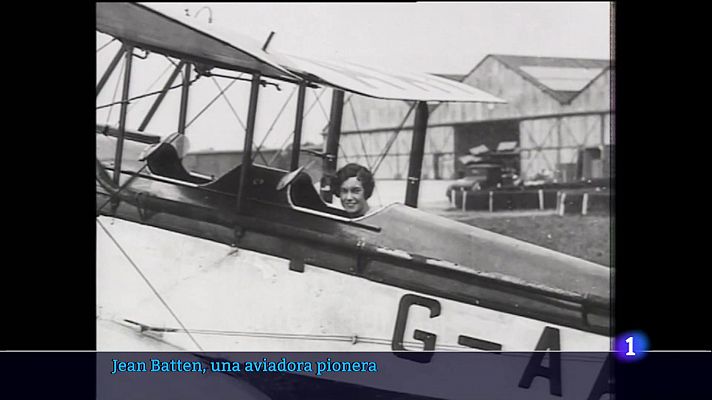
top-left (519, 112), bottom-right (612, 181)
top-left (332, 57), bottom-right (613, 181)
top-left (338, 125), bottom-right (456, 180)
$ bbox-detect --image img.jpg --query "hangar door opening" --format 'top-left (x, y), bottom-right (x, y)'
top-left (452, 120), bottom-right (520, 178)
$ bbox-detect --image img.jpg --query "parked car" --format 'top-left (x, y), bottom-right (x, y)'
top-left (446, 163), bottom-right (515, 201)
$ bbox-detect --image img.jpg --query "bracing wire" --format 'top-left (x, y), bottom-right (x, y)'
top-left (96, 38), bottom-right (117, 53)
top-left (95, 130), bottom-right (184, 214)
top-left (92, 320), bottom-right (611, 360)
top-left (184, 77), bottom-right (240, 129)
top-left (371, 102), bottom-right (418, 174)
top-left (314, 90), bottom-right (332, 122)
top-left (106, 323), bottom-right (467, 350)
top-left (164, 56), bottom-right (185, 82)
top-left (338, 144), bottom-right (350, 163)
top-left (103, 57), bottom-right (126, 126)
top-left (96, 76), bottom-right (200, 111)
top-left (252, 85), bottom-right (298, 164)
top-left (266, 88), bottom-right (327, 167)
top-left (209, 76), bottom-right (246, 129)
top-left (96, 218), bottom-right (204, 351)
top-left (126, 61), bottom-right (175, 113)
top-left (347, 99), bottom-right (375, 171)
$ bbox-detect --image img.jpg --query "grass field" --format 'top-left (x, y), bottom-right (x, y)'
top-left (371, 180), bottom-right (612, 267)
top-left (452, 212), bottom-right (612, 267)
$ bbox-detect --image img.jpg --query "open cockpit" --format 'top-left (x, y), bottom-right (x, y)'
top-left (97, 127), bottom-right (361, 221)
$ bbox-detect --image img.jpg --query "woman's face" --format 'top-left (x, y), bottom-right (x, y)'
top-left (340, 177), bottom-right (369, 217)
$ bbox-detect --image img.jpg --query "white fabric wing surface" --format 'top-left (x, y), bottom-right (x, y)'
top-left (98, 3), bottom-right (504, 103)
top-left (277, 53), bottom-right (506, 103)
top-left (97, 3), bottom-right (295, 80)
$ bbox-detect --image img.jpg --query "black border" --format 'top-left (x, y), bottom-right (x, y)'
top-left (8, 0), bottom-right (710, 354)
top-left (4, 2), bottom-right (709, 399)
top-left (4, 2), bottom-right (96, 398)
top-left (614, 2), bottom-right (709, 351)
top-left (6, 2), bottom-right (96, 351)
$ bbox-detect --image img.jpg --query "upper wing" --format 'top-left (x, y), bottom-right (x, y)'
top-left (96, 2), bottom-right (296, 81)
top-left (276, 53), bottom-right (506, 103)
top-left (97, 3), bottom-right (504, 103)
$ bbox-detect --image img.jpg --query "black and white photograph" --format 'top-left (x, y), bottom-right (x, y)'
top-left (95, 2), bottom-right (613, 398)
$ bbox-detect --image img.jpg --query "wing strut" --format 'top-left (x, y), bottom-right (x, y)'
top-left (139, 61), bottom-right (186, 132)
top-left (236, 73), bottom-right (262, 214)
top-left (177, 63), bottom-right (192, 136)
top-left (290, 82), bottom-right (308, 170)
top-left (113, 44), bottom-right (134, 185)
top-left (320, 89), bottom-right (345, 203)
top-left (96, 45), bottom-right (126, 97)
top-left (405, 101), bottom-right (430, 207)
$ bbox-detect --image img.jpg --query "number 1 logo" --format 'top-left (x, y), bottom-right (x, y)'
top-left (625, 336), bottom-right (635, 356)
top-left (615, 331), bottom-right (648, 362)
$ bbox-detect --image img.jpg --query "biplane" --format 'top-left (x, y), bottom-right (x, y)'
top-left (96, 3), bottom-right (611, 398)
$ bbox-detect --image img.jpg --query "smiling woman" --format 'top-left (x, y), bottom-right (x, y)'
top-left (333, 163), bottom-right (374, 217)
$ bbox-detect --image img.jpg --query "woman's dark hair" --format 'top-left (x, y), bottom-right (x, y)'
top-left (333, 163), bottom-right (374, 199)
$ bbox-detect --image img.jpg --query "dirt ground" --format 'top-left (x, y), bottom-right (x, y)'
top-left (429, 209), bottom-right (612, 267)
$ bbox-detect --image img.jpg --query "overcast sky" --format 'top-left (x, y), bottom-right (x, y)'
top-left (166, 2), bottom-right (611, 74)
top-left (97, 2), bottom-right (612, 152)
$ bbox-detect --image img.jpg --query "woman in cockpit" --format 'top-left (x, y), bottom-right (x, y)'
top-left (333, 163), bottom-right (374, 218)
